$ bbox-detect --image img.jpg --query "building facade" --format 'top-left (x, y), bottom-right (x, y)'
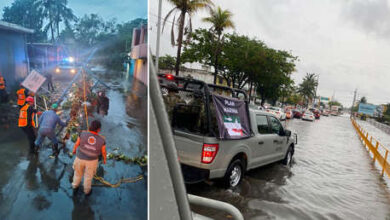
top-left (0, 21), bottom-right (33, 91)
top-left (129, 24), bottom-right (147, 85)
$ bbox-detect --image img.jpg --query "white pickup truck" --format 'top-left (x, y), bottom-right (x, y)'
top-left (159, 74), bottom-right (297, 188)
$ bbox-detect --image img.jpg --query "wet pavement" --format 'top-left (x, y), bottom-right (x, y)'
top-left (188, 115), bottom-right (390, 219)
top-left (0, 72), bottom-right (147, 220)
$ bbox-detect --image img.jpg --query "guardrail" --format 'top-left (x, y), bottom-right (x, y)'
top-left (351, 118), bottom-right (390, 177)
top-left (188, 194), bottom-right (244, 220)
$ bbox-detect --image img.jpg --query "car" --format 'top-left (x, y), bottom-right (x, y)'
top-left (53, 58), bottom-right (80, 79)
top-left (322, 110), bottom-right (329, 116)
top-left (285, 110), bottom-right (293, 119)
top-left (266, 106), bottom-right (287, 121)
top-left (292, 109), bottom-right (302, 118)
top-left (159, 75), bottom-right (297, 188)
top-left (302, 111), bottom-right (315, 121)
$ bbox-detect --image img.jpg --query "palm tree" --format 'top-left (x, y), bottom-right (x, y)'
top-left (202, 6), bottom-right (234, 84)
top-left (298, 73), bottom-right (318, 107)
top-left (37, 0), bottom-right (76, 42)
top-left (53, 0), bottom-right (77, 39)
top-left (163, 0), bottom-right (213, 76)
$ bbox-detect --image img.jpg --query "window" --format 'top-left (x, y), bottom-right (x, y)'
top-left (269, 116), bottom-right (283, 134)
top-left (256, 115), bottom-right (271, 134)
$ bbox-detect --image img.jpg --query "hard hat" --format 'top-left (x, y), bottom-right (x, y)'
top-left (51, 103), bottom-right (58, 109)
top-left (26, 96), bottom-right (34, 103)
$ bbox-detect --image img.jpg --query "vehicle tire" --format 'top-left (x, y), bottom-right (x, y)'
top-left (282, 146), bottom-right (293, 166)
top-left (222, 159), bottom-right (244, 188)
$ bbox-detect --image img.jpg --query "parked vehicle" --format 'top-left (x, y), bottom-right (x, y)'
top-left (158, 74), bottom-right (297, 188)
top-left (285, 110), bottom-right (293, 119)
top-left (267, 107), bottom-right (287, 121)
top-left (292, 109), bottom-right (302, 118)
top-left (322, 110), bottom-right (329, 116)
top-left (302, 111), bottom-right (315, 121)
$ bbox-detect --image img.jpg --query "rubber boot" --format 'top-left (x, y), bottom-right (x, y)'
top-left (52, 143), bottom-right (59, 157)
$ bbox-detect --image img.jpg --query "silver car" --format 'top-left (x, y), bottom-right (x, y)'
top-left (175, 109), bottom-right (297, 188)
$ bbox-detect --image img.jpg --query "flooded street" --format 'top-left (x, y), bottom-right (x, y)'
top-left (188, 115), bottom-right (390, 219)
top-left (0, 75), bottom-right (147, 220)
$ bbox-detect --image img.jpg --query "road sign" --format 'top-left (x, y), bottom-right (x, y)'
top-left (358, 103), bottom-right (376, 116)
top-left (21, 69), bottom-right (46, 93)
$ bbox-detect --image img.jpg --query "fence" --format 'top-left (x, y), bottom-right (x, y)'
top-left (351, 118), bottom-right (390, 177)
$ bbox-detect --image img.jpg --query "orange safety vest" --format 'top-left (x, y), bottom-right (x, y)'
top-left (0, 77), bottom-right (5, 90)
top-left (18, 104), bottom-right (36, 128)
top-left (17, 88), bottom-right (26, 106)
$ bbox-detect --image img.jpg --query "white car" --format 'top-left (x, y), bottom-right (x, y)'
top-left (302, 111), bottom-right (315, 121)
top-left (266, 107), bottom-right (286, 121)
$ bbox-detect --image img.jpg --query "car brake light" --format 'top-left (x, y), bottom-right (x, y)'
top-left (166, 74), bottom-right (174, 80)
top-left (201, 144), bottom-right (219, 164)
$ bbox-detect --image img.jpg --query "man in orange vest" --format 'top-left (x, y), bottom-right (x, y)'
top-left (19, 96), bottom-right (39, 153)
top-left (16, 85), bottom-right (28, 108)
top-left (0, 73), bottom-right (7, 103)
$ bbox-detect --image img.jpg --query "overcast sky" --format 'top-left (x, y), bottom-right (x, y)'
top-left (150, 0), bottom-right (390, 107)
top-left (0, 0), bottom-right (147, 22)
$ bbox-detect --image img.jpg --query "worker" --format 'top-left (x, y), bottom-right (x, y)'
top-left (34, 103), bottom-right (67, 157)
top-left (163, 83), bottom-right (185, 120)
top-left (19, 96), bottom-right (38, 153)
top-left (96, 90), bottom-right (109, 116)
top-left (45, 72), bottom-right (54, 92)
top-left (72, 120), bottom-right (107, 195)
top-left (0, 73), bottom-right (7, 103)
top-left (16, 85), bottom-right (28, 108)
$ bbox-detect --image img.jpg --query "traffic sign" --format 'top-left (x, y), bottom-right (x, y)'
top-left (21, 69), bottom-right (46, 93)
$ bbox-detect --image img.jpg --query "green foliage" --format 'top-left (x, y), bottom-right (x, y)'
top-left (107, 152), bottom-right (147, 166)
top-left (182, 28), bottom-right (297, 105)
top-left (2, 0), bottom-right (46, 42)
top-left (297, 73), bottom-right (318, 106)
top-left (163, 0), bottom-right (214, 75)
top-left (360, 96), bottom-right (367, 104)
top-left (158, 55), bottom-right (176, 71)
top-left (328, 101), bottom-right (342, 107)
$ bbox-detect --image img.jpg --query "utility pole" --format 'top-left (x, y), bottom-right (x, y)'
top-left (351, 89), bottom-right (357, 118)
top-left (155, 0), bottom-right (163, 72)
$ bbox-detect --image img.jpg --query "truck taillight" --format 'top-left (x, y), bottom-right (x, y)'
top-left (201, 144), bottom-right (219, 164)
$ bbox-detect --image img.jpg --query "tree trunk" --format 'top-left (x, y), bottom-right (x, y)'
top-left (50, 22), bottom-right (54, 43)
top-left (174, 11), bottom-right (186, 76)
top-left (248, 81), bottom-right (253, 102)
top-left (213, 34), bottom-right (221, 85)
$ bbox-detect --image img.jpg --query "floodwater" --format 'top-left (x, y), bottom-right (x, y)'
top-left (188, 115), bottom-right (390, 219)
top-left (0, 74), bottom-right (147, 219)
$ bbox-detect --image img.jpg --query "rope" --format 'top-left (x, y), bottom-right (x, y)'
top-left (92, 175), bottom-right (144, 187)
top-left (83, 70), bottom-right (89, 130)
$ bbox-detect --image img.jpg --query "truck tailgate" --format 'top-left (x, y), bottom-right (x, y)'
top-left (174, 130), bottom-right (204, 168)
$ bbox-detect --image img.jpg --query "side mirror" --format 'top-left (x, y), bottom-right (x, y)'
top-left (284, 129), bottom-right (292, 137)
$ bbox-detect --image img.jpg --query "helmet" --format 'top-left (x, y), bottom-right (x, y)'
top-left (51, 103), bottom-right (58, 109)
top-left (26, 96), bottom-right (34, 103)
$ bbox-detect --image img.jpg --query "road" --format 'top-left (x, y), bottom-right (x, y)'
top-left (0, 73), bottom-right (147, 220)
top-left (188, 115), bottom-right (390, 219)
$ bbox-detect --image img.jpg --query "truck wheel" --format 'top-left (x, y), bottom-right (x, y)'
top-left (282, 146), bottom-right (293, 166)
top-left (222, 159), bottom-right (244, 188)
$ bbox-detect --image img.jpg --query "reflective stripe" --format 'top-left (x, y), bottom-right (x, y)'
top-left (18, 104), bottom-right (35, 127)
top-left (18, 104), bottom-right (29, 127)
top-left (17, 89), bottom-right (26, 106)
top-left (0, 77), bottom-right (4, 90)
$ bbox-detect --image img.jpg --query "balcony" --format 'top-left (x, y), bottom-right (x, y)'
top-left (131, 43), bottom-right (147, 60)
